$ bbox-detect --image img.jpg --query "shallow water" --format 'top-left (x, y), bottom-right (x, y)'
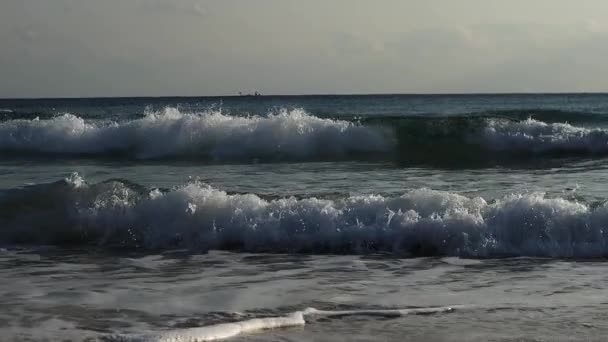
top-left (1, 250), bottom-right (607, 341)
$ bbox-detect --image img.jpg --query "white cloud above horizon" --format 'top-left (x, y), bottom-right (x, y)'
top-left (1, 0), bottom-right (608, 97)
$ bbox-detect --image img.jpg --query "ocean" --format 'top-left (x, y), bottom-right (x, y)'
top-left (1, 94), bottom-right (608, 341)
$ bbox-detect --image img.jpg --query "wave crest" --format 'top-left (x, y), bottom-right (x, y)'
top-left (483, 118), bottom-right (608, 154)
top-left (3, 174), bottom-right (608, 258)
top-left (2, 108), bottom-right (608, 164)
top-left (0, 108), bottom-right (389, 160)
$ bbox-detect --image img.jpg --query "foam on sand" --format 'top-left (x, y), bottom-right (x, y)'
top-left (105, 306), bottom-right (454, 342)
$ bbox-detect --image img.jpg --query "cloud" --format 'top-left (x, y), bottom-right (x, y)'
top-left (137, 0), bottom-right (207, 17)
top-left (584, 19), bottom-right (608, 34)
top-left (2, 1), bottom-right (608, 96)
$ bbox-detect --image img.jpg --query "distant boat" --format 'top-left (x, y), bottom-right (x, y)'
top-left (238, 91), bottom-right (262, 97)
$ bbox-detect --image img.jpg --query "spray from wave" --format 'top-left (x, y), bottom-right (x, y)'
top-left (483, 118), bottom-right (608, 153)
top-left (3, 173), bottom-right (608, 258)
top-left (0, 107), bottom-right (389, 160)
top-left (1, 107), bottom-right (608, 164)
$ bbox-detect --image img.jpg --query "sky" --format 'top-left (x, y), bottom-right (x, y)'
top-left (2, 0), bottom-right (608, 97)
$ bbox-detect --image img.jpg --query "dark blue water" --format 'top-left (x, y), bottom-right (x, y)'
top-left (3, 93), bottom-right (608, 120)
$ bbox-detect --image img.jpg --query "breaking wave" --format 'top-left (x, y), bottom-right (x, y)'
top-left (0, 108), bottom-right (389, 161)
top-left (3, 174), bottom-right (608, 258)
top-left (1, 107), bottom-right (608, 164)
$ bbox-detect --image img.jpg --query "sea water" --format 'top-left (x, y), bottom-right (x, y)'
top-left (1, 94), bottom-right (608, 341)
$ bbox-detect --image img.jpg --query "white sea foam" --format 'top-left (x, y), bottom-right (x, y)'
top-left (1, 110), bottom-right (607, 160)
top-left (482, 118), bottom-right (608, 153)
top-left (0, 107), bottom-right (389, 160)
top-left (106, 306), bottom-right (454, 341)
top-left (302, 306), bottom-right (456, 317)
top-left (3, 174), bottom-right (608, 257)
top-left (108, 312), bottom-right (305, 342)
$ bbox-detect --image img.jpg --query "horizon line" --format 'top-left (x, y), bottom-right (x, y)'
top-left (2, 91), bottom-right (608, 101)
